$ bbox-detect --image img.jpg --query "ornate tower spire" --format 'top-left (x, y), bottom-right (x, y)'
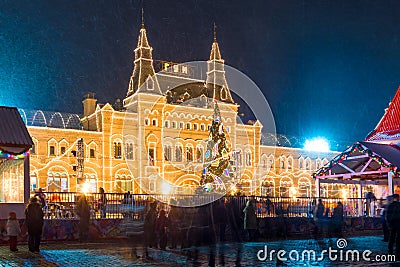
top-left (126, 11), bottom-right (160, 97)
top-left (206, 24), bottom-right (233, 103)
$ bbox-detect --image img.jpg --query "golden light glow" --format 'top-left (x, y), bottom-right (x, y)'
top-left (81, 181), bottom-right (91, 195)
top-left (161, 181), bottom-right (172, 195)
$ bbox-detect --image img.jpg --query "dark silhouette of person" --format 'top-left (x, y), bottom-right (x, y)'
top-left (77, 194), bottom-right (91, 241)
top-left (167, 200), bottom-right (182, 249)
top-left (34, 188), bottom-right (46, 209)
top-left (314, 199), bottom-right (325, 237)
top-left (381, 197), bottom-right (392, 242)
top-left (99, 187), bottom-right (107, 218)
top-left (144, 201), bottom-right (158, 256)
top-left (25, 197), bottom-right (44, 252)
top-left (156, 209), bottom-right (168, 249)
top-left (333, 202), bottom-right (344, 237)
top-left (386, 194), bottom-right (400, 257)
top-left (243, 199), bottom-right (257, 241)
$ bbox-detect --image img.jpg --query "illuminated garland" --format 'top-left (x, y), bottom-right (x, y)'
top-left (0, 149), bottom-right (30, 159)
top-left (314, 142), bottom-right (399, 178)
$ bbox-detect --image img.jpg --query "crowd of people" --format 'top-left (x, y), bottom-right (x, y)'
top-left (312, 199), bottom-right (344, 239)
top-left (5, 188), bottom-right (400, 259)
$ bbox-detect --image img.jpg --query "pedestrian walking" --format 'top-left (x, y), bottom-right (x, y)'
top-left (77, 194), bottom-right (91, 241)
top-left (6, 211), bottom-right (21, 252)
top-left (243, 199), bottom-right (257, 241)
top-left (25, 197), bottom-right (44, 252)
top-left (386, 194), bottom-right (400, 257)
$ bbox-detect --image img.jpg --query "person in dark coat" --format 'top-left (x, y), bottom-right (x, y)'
top-left (313, 199), bottom-right (325, 237)
top-left (333, 202), bottom-right (344, 237)
top-left (25, 197), bottom-right (44, 252)
top-left (156, 209), bottom-right (168, 249)
top-left (243, 199), bottom-right (257, 241)
top-left (386, 194), bottom-right (400, 257)
top-left (144, 201), bottom-right (158, 249)
top-left (76, 194), bottom-right (91, 241)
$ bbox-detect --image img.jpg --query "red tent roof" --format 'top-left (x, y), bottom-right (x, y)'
top-left (366, 86), bottom-right (400, 142)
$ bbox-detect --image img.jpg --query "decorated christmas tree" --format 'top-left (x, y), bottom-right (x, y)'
top-left (200, 101), bottom-right (232, 192)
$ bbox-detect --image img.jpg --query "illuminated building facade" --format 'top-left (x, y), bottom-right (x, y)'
top-left (21, 23), bottom-right (338, 197)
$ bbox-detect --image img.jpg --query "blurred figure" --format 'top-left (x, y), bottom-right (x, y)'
top-left (99, 187), bottom-right (107, 218)
top-left (77, 194), bottom-right (91, 241)
top-left (333, 202), bottom-right (344, 237)
top-left (313, 199), bottom-right (325, 238)
top-left (156, 209), bottom-right (168, 249)
top-left (167, 199), bottom-right (181, 249)
top-left (25, 197), bottom-right (44, 252)
top-left (6, 211), bottom-right (21, 252)
top-left (381, 197), bottom-right (391, 242)
top-left (386, 194), bottom-right (400, 257)
top-left (144, 201), bottom-right (158, 254)
top-left (34, 188), bottom-right (46, 209)
top-left (243, 199), bottom-right (257, 241)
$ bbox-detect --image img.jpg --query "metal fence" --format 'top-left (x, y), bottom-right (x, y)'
top-left (32, 192), bottom-right (382, 220)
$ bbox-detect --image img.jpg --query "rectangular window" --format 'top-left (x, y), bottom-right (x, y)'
top-left (49, 146), bottom-right (55, 155)
top-left (60, 146), bottom-right (66, 155)
top-left (31, 144), bottom-right (36, 154)
top-left (180, 122), bottom-right (184, 129)
top-left (90, 149), bottom-right (95, 158)
top-left (172, 122), bottom-right (176, 129)
top-left (193, 124), bottom-right (198, 130)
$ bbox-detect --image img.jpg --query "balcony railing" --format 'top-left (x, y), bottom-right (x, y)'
top-left (32, 192), bottom-right (381, 220)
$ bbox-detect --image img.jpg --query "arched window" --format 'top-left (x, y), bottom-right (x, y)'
top-left (287, 157), bottom-right (293, 170)
top-left (114, 142), bottom-right (122, 159)
top-left (245, 151), bottom-right (252, 166)
top-left (152, 119), bottom-right (157, 126)
top-left (125, 143), bottom-right (134, 160)
top-left (186, 123), bottom-right (191, 130)
top-left (164, 145), bottom-right (172, 161)
top-left (280, 156), bottom-right (285, 169)
top-left (164, 120), bottom-right (170, 128)
top-left (305, 157), bottom-right (311, 170)
top-left (144, 118), bottom-right (150, 126)
top-left (299, 157), bottom-right (304, 169)
top-left (175, 145), bottom-right (182, 162)
top-left (196, 147), bottom-right (203, 163)
top-left (186, 146), bottom-right (193, 162)
top-left (267, 156), bottom-right (274, 170)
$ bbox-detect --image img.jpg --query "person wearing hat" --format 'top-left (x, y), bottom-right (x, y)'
top-left (25, 197), bottom-right (44, 253)
top-left (386, 194), bottom-right (400, 257)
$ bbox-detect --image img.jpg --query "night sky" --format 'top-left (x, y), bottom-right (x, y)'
top-left (2, 0), bottom-right (400, 149)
